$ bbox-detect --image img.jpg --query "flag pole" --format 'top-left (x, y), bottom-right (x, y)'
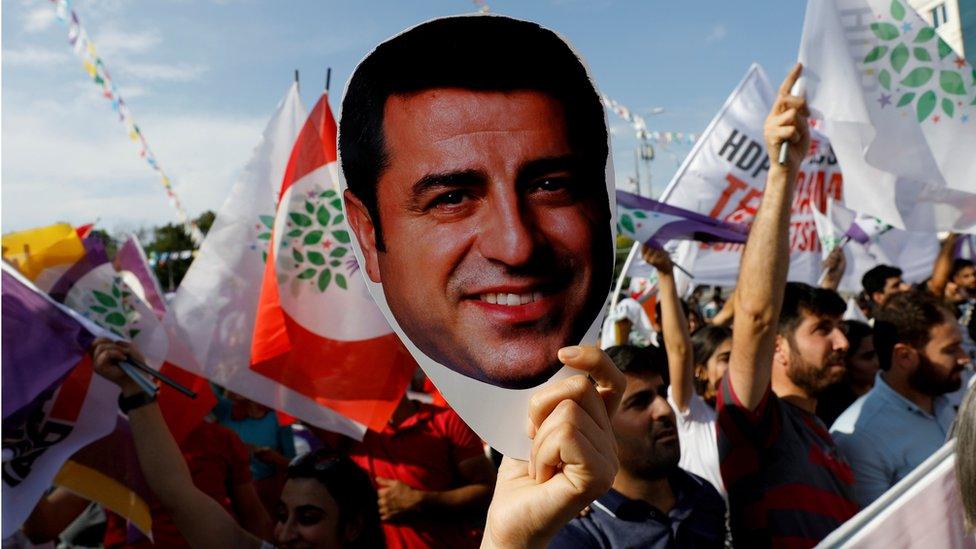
top-left (325, 67), bottom-right (331, 93)
top-left (122, 356), bottom-right (198, 398)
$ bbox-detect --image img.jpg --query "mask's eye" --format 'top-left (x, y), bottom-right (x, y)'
top-left (530, 176), bottom-right (574, 195)
top-left (431, 190), bottom-right (468, 207)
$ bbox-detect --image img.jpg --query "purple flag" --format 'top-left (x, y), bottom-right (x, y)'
top-left (616, 190), bottom-right (749, 249)
top-left (113, 235), bottom-right (166, 318)
top-left (954, 235), bottom-right (976, 261)
top-left (2, 266), bottom-right (95, 420)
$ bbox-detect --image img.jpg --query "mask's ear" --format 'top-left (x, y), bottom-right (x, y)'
top-left (344, 189), bottom-right (382, 284)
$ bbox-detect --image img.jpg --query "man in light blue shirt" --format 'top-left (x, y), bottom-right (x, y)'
top-left (831, 290), bottom-right (969, 508)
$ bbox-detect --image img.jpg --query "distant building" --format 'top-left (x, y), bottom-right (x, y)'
top-left (907, 0), bottom-right (975, 59)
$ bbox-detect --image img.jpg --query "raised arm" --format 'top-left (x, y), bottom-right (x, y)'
top-left (643, 246), bottom-right (694, 412)
top-left (820, 246), bottom-right (847, 291)
top-left (927, 233), bottom-right (959, 298)
top-left (91, 339), bottom-right (264, 549)
top-left (729, 64), bottom-right (809, 411)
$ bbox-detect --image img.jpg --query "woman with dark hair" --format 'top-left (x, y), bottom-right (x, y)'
top-left (278, 451), bottom-right (385, 548)
top-left (691, 325), bottom-right (733, 406)
top-left (645, 249), bottom-right (727, 498)
top-left (816, 320), bottom-right (878, 427)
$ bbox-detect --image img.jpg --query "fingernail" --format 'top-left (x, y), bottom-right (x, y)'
top-left (558, 346), bottom-right (581, 360)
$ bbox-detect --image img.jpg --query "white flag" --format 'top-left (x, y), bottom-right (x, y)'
top-left (817, 441), bottom-right (975, 548)
top-left (798, 0), bottom-right (976, 233)
top-left (660, 63), bottom-right (845, 287)
top-left (812, 199), bottom-right (938, 292)
top-left (163, 84), bottom-right (365, 438)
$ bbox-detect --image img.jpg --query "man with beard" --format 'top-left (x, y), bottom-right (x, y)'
top-left (716, 64), bottom-right (859, 547)
top-left (550, 345), bottom-right (726, 548)
top-left (831, 290), bottom-right (969, 507)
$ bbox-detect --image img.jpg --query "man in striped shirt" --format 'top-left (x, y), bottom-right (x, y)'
top-left (717, 64), bottom-right (859, 547)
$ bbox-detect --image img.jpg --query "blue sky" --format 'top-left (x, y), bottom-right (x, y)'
top-left (2, 0), bottom-right (806, 235)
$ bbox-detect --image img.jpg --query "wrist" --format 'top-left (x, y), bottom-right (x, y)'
top-left (413, 488), bottom-right (432, 511)
top-left (118, 390), bottom-right (157, 414)
top-left (119, 382), bottom-right (144, 398)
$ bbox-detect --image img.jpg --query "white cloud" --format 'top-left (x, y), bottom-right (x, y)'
top-left (93, 27), bottom-right (163, 58)
top-left (1, 95), bottom-right (266, 233)
top-left (122, 62), bottom-right (209, 82)
top-left (3, 47), bottom-right (71, 67)
top-left (704, 24), bottom-right (728, 45)
top-left (23, 6), bottom-right (58, 33)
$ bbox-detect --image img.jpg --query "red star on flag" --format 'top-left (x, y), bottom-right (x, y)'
top-left (955, 57), bottom-right (967, 69)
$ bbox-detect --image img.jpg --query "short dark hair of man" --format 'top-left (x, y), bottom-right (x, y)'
top-left (778, 282), bottom-right (846, 337)
top-left (605, 344), bottom-right (669, 385)
top-left (339, 16), bottom-right (609, 249)
top-left (873, 289), bottom-right (956, 371)
top-left (951, 258), bottom-right (975, 280)
top-left (861, 264), bottom-right (903, 297)
top-left (841, 320), bottom-right (872, 354)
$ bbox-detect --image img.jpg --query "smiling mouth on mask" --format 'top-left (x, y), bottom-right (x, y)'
top-left (480, 291), bottom-right (545, 306)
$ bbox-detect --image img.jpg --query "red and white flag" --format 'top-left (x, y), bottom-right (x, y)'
top-left (250, 92), bottom-right (414, 434)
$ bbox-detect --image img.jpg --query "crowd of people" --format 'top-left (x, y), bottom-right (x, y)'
top-left (9, 15), bottom-right (976, 549)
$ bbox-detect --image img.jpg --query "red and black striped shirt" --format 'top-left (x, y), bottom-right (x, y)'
top-left (716, 376), bottom-right (858, 548)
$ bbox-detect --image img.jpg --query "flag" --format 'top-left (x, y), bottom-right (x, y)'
top-left (817, 441), bottom-right (974, 547)
top-left (616, 190), bottom-right (749, 249)
top-left (41, 238), bottom-right (168, 535)
top-left (956, 234), bottom-right (976, 260)
top-left (798, 0), bottom-right (976, 233)
top-left (164, 84), bottom-right (380, 439)
top-left (113, 234), bottom-right (215, 443)
top-left (659, 63), bottom-right (846, 286)
top-left (113, 235), bottom-right (167, 318)
top-left (250, 91), bottom-right (415, 434)
top-left (52, 419), bottom-right (154, 539)
top-left (1, 263), bottom-right (131, 537)
top-left (1, 223), bottom-right (86, 288)
top-left (844, 213), bottom-right (894, 245)
top-left (811, 199), bottom-right (938, 292)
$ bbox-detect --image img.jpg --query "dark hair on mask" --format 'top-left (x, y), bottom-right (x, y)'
top-left (339, 16), bottom-right (609, 250)
top-left (604, 344), bottom-right (669, 385)
top-left (861, 264), bottom-right (903, 297)
top-left (778, 282), bottom-right (846, 337)
top-left (287, 450), bottom-right (386, 548)
top-left (872, 289), bottom-right (955, 372)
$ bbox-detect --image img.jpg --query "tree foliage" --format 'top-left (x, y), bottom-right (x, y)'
top-left (142, 211), bottom-right (215, 291)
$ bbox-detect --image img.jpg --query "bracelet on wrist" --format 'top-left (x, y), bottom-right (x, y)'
top-left (118, 391), bottom-right (157, 414)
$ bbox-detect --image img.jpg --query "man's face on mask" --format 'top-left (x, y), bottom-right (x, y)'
top-left (347, 88), bottom-right (611, 389)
